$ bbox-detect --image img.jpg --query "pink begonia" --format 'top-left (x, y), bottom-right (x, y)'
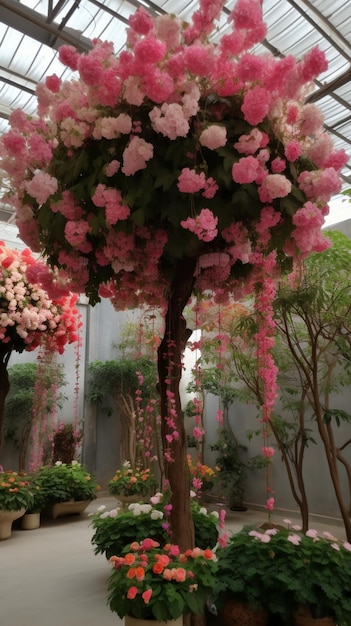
top-left (45, 74), bottom-right (61, 93)
top-left (183, 43), bottom-right (215, 76)
top-left (241, 86), bottom-right (271, 125)
top-left (285, 139), bottom-right (302, 162)
top-left (122, 136), bottom-right (154, 176)
top-left (181, 209), bottom-right (218, 242)
top-left (123, 76), bottom-right (145, 106)
top-left (128, 5), bottom-right (154, 35)
top-left (299, 46), bottom-right (329, 83)
top-left (199, 125), bottom-right (227, 150)
top-left (105, 160), bottom-right (120, 177)
top-left (134, 37), bottom-right (167, 64)
top-left (261, 446), bottom-right (275, 459)
top-left (299, 103), bottom-right (324, 136)
top-left (298, 168), bottom-right (341, 202)
top-left (155, 15), bottom-right (182, 50)
top-left (149, 103), bottom-right (189, 140)
top-left (271, 157), bottom-right (286, 173)
top-left (307, 133), bottom-right (334, 168)
top-left (177, 168), bottom-right (205, 193)
top-left (65, 220), bottom-right (92, 252)
top-left (259, 174), bottom-right (292, 202)
top-left (93, 114), bottom-right (132, 140)
top-left (52, 190), bottom-right (84, 220)
top-left (230, 0), bottom-right (263, 30)
top-left (234, 128), bottom-right (267, 155)
top-left (143, 69), bottom-right (175, 104)
top-left (232, 156), bottom-right (259, 184)
top-left (25, 172), bottom-right (58, 205)
top-left (306, 529), bottom-right (318, 538)
top-left (343, 542), bottom-right (351, 552)
top-left (58, 45), bottom-right (79, 70)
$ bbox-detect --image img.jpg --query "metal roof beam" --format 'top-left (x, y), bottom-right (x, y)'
top-left (0, 0), bottom-right (92, 52)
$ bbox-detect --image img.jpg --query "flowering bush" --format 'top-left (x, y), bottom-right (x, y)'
top-left (0, 470), bottom-right (34, 511)
top-left (36, 461), bottom-right (99, 507)
top-left (90, 494), bottom-right (220, 559)
top-left (187, 455), bottom-right (217, 492)
top-left (108, 461), bottom-right (156, 498)
top-left (0, 242), bottom-right (80, 354)
top-left (0, 0), bottom-right (346, 309)
top-left (108, 537), bottom-right (218, 621)
top-left (212, 524), bottom-right (351, 624)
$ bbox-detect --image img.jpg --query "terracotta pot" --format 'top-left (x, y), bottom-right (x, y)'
top-left (45, 500), bottom-right (91, 519)
top-left (294, 605), bottom-right (336, 626)
top-left (21, 512), bottom-right (41, 530)
top-left (217, 600), bottom-right (268, 626)
top-left (0, 508), bottom-right (26, 540)
top-left (125, 616), bottom-right (183, 626)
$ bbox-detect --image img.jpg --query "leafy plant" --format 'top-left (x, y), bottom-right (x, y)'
top-left (90, 494), bottom-right (219, 559)
top-left (108, 537), bottom-right (218, 621)
top-left (108, 461), bottom-right (156, 498)
top-left (36, 461), bottom-right (99, 507)
top-left (212, 525), bottom-right (351, 624)
top-left (0, 470), bottom-right (34, 511)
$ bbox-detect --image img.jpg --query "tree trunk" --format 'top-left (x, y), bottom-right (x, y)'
top-left (0, 347), bottom-right (11, 450)
top-left (157, 257), bottom-right (197, 551)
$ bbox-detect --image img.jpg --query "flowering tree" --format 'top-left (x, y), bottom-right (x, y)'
top-left (0, 242), bottom-right (80, 450)
top-left (0, 0), bottom-right (347, 549)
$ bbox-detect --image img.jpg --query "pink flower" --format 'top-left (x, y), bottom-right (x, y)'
top-left (285, 139), bottom-right (302, 162)
top-left (142, 589), bottom-right (153, 604)
top-left (261, 446), bottom-right (275, 459)
top-left (241, 86), bottom-right (271, 125)
top-left (199, 125), bottom-right (227, 150)
top-left (122, 137), bottom-right (154, 176)
top-left (232, 156), bottom-right (259, 184)
top-left (25, 172), bottom-right (58, 205)
top-left (127, 586), bottom-right (138, 599)
top-left (181, 209), bottom-right (218, 242)
top-left (287, 534), bottom-right (301, 545)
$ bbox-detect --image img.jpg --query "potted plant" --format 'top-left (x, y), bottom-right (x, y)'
top-left (90, 492), bottom-right (220, 560)
top-left (187, 455), bottom-right (217, 496)
top-left (211, 525), bottom-right (351, 626)
top-left (210, 429), bottom-right (248, 510)
top-left (107, 537), bottom-right (218, 625)
top-left (0, 469), bottom-right (34, 539)
top-left (20, 472), bottom-right (48, 530)
top-left (108, 460), bottom-right (156, 506)
top-left (36, 460), bottom-right (99, 519)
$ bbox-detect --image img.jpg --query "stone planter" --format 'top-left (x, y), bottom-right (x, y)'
top-left (294, 605), bottom-right (336, 626)
top-left (45, 500), bottom-right (91, 519)
top-left (21, 512), bottom-right (41, 530)
top-left (0, 508), bottom-right (26, 540)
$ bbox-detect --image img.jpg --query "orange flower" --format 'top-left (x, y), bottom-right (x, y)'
top-left (152, 561), bottom-right (164, 575)
top-left (173, 567), bottom-right (187, 582)
top-left (8, 477), bottom-right (15, 483)
top-left (130, 476), bottom-right (137, 483)
top-left (127, 567), bottom-right (136, 579)
top-left (135, 567), bottom-right (145, 581)
top-left (203, 549), bottom-right (213, 560)
top-left (124, 553), bottom-right (135, 565)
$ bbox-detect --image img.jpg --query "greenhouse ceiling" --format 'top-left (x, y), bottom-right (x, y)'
top-left (0, 0), bottom-right (350, 224)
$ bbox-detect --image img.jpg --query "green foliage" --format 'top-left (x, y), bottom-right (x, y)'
top-left (210, 429), bottom-right (248, 503)
top-left (4, 362), bottom-right (67, 448)
top-left (36, 462), bottom-right (99, 507)
top-left (90, 497), bottom-right (219, 559)
top-left (213, 525), bottom-right (351, 623)
top-left (88, 357), bottom-right (157, 415)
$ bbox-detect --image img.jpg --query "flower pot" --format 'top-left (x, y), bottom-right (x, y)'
top-left (125, 615), bottom-right (183, 626)
top-left (294, 605), bottom-right (336, 626)
top-left (114, 493), bottom-right (148, 509)
top-left (45, 500), bottom-right (91, 519)
top-left (0, 508), bottom-right (26, 540)
top-left (217, 600), bottom-right (268, 626)
top-left (21, 512), bottom-right (41, 530)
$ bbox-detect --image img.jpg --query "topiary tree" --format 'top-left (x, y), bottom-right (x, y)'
top-left (0, 0), bottom-right (346, 552)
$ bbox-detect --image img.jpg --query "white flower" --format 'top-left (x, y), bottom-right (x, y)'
top-left (151, 510), bottom-right (164, 520)
top-left (108, 508), bottom-right (119, 518)
top-left (210, 510), bottom-right (219, 519)
top-left (97, 505), bottom-right (106, 512)
top-left (199, 507), bottom-right (208, 515)
top-left (55, 461), bottom-right (63, 466)
top-left (71, 460), bottom-right (79, 466)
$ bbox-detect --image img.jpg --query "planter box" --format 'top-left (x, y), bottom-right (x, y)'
top-left (45, 500), bottom-right (91, 520)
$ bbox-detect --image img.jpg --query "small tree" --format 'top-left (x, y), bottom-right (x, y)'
top-left (4, 361), bottom-right (67, 470)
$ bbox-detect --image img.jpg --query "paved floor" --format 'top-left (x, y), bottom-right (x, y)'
top-left (0, 496), bottom-right (345, 626)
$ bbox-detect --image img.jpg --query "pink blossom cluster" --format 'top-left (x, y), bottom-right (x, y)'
top-left (0, 0), bottom-right (347, 312)
top-left (0, 242), bottom-right (80, 355)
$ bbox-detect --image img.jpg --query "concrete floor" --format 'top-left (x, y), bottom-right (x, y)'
top-left (0, 496), bottom-right (345, 626)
